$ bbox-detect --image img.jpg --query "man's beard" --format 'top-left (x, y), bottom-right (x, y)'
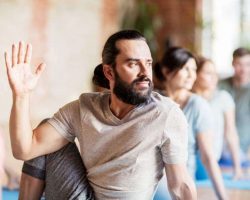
top-left (113, 69), bottom-right (153, 105)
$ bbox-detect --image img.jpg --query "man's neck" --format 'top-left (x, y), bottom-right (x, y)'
top-left (109, 94), bottom-right (136, 119)
top-left (233, 77), bottom-right (250, 88)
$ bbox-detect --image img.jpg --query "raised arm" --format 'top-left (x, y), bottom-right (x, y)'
top-left (5, 42), bottom-right (68, 160)
top-left (165, 163), bottom-right (197, 200)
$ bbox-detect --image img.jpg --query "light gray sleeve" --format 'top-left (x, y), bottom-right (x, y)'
top-left (48, 100), bottom-right (80, 142)
top-left (220, 90), bottom-right (235, 112)
top-left (194, 98), bottom-right (213, 135)
top-left (161, 105), bottom-right (188, 164)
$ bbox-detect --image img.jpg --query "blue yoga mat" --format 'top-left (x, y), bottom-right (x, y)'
top-left (196, 174), bottom-right (250, 190)
top-left (2, 188), bottom-right (19, 200)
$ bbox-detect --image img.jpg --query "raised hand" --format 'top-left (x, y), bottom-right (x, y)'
top-left (5, 41), bottom-right (46, 96)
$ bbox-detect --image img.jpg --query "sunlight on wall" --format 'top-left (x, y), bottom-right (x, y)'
top-left (202, 0), bottom-right (241, 78)
top-left (0, 0), bottom-right (103, 125)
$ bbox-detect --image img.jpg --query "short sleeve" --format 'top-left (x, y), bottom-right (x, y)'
top-left (48, 100), bottom-right (80, 142)
top-left (195, 98), bottom-right (213, 134)
top-left (218, 78), bottom-right (233, 92)
top-left (220, 90), bottom-right (235, 112)
top-left (160, 105), bottom-right (188, 164)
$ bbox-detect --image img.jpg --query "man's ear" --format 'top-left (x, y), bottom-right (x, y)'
top-left (232, 60), bottom-right (235, 67)
top-left (103, 64), bottom-right (114, 81)
top-left (162, 67), bottom-right (169, 80)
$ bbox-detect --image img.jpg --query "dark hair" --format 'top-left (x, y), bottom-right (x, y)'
top-left (102, 30), bottom-right (145, 66)
top-left (92, 30), bottom-right (146, 89)
top-left (92, 64), bottom-right (110, 89)
top-left (196, 56), bottom-right (213, 73)
top-left (233, 47), bottom-right (250, 59)
top-left (154, 47), bottom-right (196, 81)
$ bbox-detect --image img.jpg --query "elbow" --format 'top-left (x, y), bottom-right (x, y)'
top-left (200, 151), bottom-right (214, 167)
top-left (12, 151), bottom-right (25, 160)
top-left (11, 141), bottom-right (34, 161)
top-left (181, 182), bottom-right (197, 200)
top-left (12, 149), bottom-right (31, 161)
top-left (168, 182), bottom-right (182, 199)
top-left (227, 132), bottom-right (239, 145)
top-left (168, 179), bottom-right (197, 200)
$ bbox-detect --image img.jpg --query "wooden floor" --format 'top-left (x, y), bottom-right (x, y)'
top-left (197, 166), bottom-right (250, 200)
top-left (198, 187), bottom-right (250, 200)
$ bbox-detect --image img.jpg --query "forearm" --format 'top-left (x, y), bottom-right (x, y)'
top-left (167, 168), bottom-right (197, 200)
top-left (204, 157), bottom-right (227, 200)
top-left (224, 110), bottom-right (242, 174)
top-left (10, 95), bottom-right (33, 160)
top-left (169, 178), bottom-right (197, 200)
top-left (226, 132), bottom-right (241, 173)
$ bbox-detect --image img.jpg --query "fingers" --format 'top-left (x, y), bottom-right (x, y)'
top-left (35, 63), bottom-right (46, 77)
top-left (7, 42), bottom-right (44, 78)
top-left (18, 41), bottom-right (25, 64)
top-left (12, 44), bottom-right (17, 66)
top-left (4, 52), bottom-right (12, 84)
top-left (4, 52), bottom-right (11, 70)
top-left (10, 42), bottom-right (32, 66)
top-left (24, 43), bottom-right (32, 64)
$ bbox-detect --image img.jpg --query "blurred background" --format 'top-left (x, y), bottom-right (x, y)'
top-left (0, 0), bottom-right (250, 199)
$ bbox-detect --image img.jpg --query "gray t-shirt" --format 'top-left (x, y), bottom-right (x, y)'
top-left (48, 91), bottom-right (188, 200)
top-left (219, 78), bottom-right (250, 152)
top-left (183, 94), bottom-right (213, 177)
top-left (209, 90), bottom-right (235, 160)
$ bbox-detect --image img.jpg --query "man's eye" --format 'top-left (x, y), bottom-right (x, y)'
top-left (129, 62), bottom-right (137, 67)
top-left (147, 62), bottom-right (152, 67)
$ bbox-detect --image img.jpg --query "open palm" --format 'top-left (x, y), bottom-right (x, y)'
top-left (5, 42), bottom-right (45, 96)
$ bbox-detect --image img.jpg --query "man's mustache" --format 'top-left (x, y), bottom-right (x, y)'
top-left (133, 76), bottom-right (152, 84)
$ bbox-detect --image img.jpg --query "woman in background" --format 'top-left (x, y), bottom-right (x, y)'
top-left (154, 47), bottom-right (227, 200)
top-left (192, 56), bottom-right (242, 179)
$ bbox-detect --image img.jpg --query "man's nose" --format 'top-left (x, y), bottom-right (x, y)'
top-left (138, 63), bottom-right (149, 76)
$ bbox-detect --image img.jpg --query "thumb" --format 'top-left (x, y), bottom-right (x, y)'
top-left (35, 63), bottom-right (46, 77)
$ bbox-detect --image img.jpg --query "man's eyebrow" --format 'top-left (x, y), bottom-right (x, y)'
top-left (125, 58), bottom-right (140, 62)
top-left (125, 58), bottom-right (153, 62)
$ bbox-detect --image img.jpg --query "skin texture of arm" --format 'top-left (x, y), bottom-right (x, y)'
top-left (5, 42), bottom-right (69, 160)
top-left (165, 163), bottom-right (197, 200)
top-left (18, 173), bottom-right (44, 200)
top-left (224, 109), bottom-right (243, 179)
top-left (197, 133), bottom-right (228, 200)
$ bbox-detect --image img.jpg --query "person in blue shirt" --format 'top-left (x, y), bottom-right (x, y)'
top-left (193, 56), bottom-right (243, 179)
top-left (154, 47), bottom-right (227, 200)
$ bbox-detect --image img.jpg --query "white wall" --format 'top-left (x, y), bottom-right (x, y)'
top-left (202, 0), bottom-right (241, 78)
top-left (0, 0), bottom-right (107, 175)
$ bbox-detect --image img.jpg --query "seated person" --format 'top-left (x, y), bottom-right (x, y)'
top-left (5, 30), bottom-right (196, 200)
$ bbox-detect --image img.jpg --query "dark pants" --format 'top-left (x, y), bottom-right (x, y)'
top-left (22, 143), bottom-right (94, 200)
